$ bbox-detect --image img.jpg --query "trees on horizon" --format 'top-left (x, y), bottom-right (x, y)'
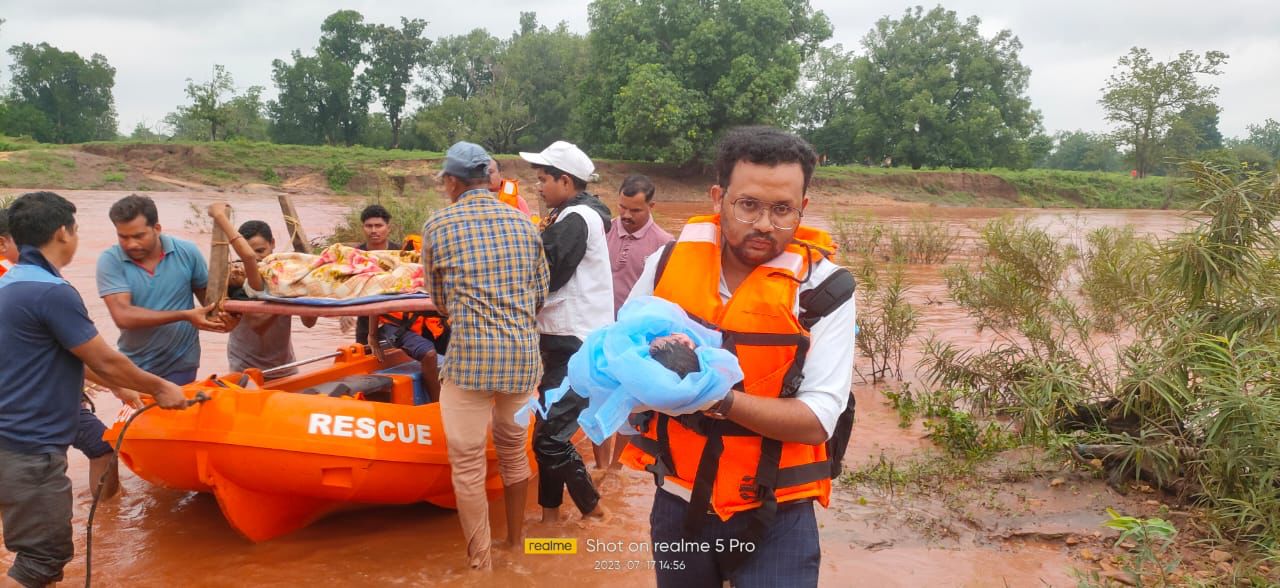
top-left (0, 3), bottom-right (1274, 175)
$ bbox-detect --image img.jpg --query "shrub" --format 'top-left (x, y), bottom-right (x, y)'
top-left (325, 162), bottom-right (355, 191)
top-left (920, 162), bottom-right (1280, 550)
top-left (830, 213), bottom-right (882, 258)
top-left (854, 261), bottom-right (918, 383)
top-left (831, 214), bottom-right (959, 264)
top-left (262, 167), bottom-right (281, 184)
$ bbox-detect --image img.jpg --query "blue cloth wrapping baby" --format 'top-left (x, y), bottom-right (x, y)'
top-left (515, 296), bottom-right (744, 444)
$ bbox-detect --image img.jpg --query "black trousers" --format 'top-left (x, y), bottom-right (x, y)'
top-left (650, 490), bottom-right (820, 587)
top-left (0, 447), bottom-right (73, 588)
top-left (534, 334), bottom-right (600, 514)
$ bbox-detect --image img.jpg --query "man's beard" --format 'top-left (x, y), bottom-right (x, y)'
top-left (726, 232), bottom-right (781, 267)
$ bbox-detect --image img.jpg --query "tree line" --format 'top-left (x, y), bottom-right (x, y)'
top-left (0, 5), bottom-right (1277, 174)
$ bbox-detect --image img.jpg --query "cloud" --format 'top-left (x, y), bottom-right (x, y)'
top-left (815, 0), bottom-right (1280, 137)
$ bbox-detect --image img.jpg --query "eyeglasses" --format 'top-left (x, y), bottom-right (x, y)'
top-left (729, 197), bottom-right (803, 230)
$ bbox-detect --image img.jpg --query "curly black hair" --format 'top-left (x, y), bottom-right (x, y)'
top-left (714, 126), bottom-right (818, 193)
top-left (650, 340), bottom-right (700, 378)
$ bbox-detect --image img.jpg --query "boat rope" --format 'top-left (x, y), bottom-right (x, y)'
top-left (84, 392), bottom-right (210, 588)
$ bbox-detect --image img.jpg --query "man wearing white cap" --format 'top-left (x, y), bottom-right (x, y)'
top-left (519, 140), bottom-right (614, 522)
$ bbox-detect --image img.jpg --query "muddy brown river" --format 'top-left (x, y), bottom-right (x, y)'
top-left (0, 188), bottom-right (1193, 586)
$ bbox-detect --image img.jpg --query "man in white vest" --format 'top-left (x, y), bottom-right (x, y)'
top-left (520, 141), bottom-right (615, 523)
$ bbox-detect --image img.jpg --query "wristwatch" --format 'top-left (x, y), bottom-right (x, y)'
top-left (707, 390), bottom-right (735, 419)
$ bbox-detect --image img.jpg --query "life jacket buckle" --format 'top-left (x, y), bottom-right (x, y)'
top-left (644, 463), bottom-right (667, 488)
top-left (738, 475), bottom-right (758, 501)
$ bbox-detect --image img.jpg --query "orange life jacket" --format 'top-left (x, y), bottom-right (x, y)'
top-left (400, 234), bottom-right (422, 254)
top-left (621, 214), bottom-right (836, 523)
top-left (0, 262), bottom-right (8, 279)
top-left (497, 179), bottom-right (521, 209)
top-left (381, 234), bottom-right (444, 337)
top-left (497, 179), bottom-right (540, 223)
top-left (379, 313), bottom-right (446, 339)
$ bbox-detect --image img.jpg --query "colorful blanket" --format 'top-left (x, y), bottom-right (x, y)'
top-left (255, 244), bottom-right (424, 300)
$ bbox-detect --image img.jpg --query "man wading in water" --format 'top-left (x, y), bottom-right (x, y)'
top-left (520, 140), bottom-right (614, 523)
top-left (423, 142), bottom-right (549, 570)
top-left (0, 192), bottom-right (187, 588)
top-left (97, 194), bottom-right (228, 386)
top-left (620, 127), bottom-right (857, 587)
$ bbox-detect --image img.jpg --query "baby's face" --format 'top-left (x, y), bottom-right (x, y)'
top-left (649, 333), bottom-right (694, 352)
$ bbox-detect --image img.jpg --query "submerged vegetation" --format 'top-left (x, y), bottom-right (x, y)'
top-left (832, 214), bottom-right (962, 264)
top-left (852, 261), bottom-right (918, 384)
top-left (911, 162), bottom-right (1280, 555)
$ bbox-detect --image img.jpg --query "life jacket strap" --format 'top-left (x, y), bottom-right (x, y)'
top-left (635, 413), bottom-right (677, 488)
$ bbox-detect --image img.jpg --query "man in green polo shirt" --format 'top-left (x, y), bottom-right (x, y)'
top-left (96, 195), bottom-right (227, 385)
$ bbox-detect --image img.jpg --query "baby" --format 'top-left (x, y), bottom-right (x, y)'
top-left (517, 297), bottom-right (743, 446)
top-left (648, 333), bottom-right (700, 378)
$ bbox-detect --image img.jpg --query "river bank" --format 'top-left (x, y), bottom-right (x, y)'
top-left (0, 139), bottom-right (1187, 210)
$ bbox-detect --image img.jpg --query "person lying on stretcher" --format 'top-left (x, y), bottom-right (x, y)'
top-left (209, 203), bottom-right (443, 400)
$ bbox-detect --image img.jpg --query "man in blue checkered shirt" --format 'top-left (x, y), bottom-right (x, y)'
top-left (421, 141), bottom-right (549, 571)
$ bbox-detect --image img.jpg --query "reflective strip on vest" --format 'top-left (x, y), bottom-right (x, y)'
top-left (677, 222), bottom-right (718, 244)
top-left (499, 179), bottom-right (520, 208)
top-left (761, 251), bottom-right (806, 276)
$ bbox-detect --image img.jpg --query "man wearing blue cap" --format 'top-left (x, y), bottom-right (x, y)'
top-left (422, 142), bottom-right (549, 570)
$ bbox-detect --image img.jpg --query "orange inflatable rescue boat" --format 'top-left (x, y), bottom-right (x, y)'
top-left (105, 300), bottom-right (531, 542)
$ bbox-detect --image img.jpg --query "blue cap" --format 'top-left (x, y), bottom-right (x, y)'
top-left (442, 141), bottom-right (491, 179)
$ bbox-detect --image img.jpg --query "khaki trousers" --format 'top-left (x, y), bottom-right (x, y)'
top-left (439, 381), bottom-right (533, 569)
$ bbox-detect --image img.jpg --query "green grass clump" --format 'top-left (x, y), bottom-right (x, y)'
top-left (0, 150), bottom-right (76, 188)
top-left (0, 135), bottom-right (46, 152)
top-left (190, 140), bottom-right (442, 172)
top-left (990, 168), bottom-right (1187, 209)
top-left (325, 162), bottom-right (355, 191)
top-left (813, 163), bottom-right (1192, 209)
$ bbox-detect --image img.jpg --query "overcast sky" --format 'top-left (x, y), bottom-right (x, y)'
top-left (0, 0), bottom-right (1276, 138)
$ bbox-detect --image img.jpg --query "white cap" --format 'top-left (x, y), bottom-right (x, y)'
top-left (519, 141), bottom-right (595, 183)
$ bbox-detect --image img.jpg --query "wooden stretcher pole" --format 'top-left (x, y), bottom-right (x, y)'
top-left (367, 313), bottom-right (386, 364)
top-left (205, 204), bottom-right (232, 309)
top-left (277, 194), bottom-right (311, 253)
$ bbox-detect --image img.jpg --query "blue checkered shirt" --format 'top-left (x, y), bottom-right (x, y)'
top-left (422, 189), bottom-right (548, 393)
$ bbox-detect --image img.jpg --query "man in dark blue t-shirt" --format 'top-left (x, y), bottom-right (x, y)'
top-left (0, 191), bottom-right (187, 588)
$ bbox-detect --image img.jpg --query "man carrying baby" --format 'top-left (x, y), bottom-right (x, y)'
top-left (620, 126), bottom-right (857, 588)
